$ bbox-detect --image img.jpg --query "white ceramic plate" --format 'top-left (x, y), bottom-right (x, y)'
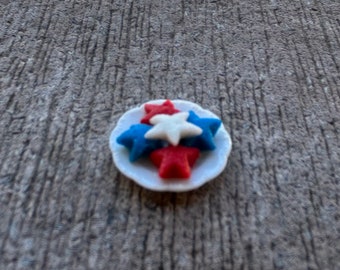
top-left (109, 100), bottom-right (232, 192)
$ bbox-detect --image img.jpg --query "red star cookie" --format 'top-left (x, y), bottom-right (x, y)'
top-left (141, 100), bottom-right (180, 124)
top-left (150, 145), bottom-right (200, 179)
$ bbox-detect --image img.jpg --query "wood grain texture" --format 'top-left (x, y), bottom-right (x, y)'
top-left (0, 0), bottom-right (339, 269)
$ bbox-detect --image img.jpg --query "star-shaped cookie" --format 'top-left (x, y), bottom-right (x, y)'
top-left (181, 111), bottom-right (222, 150)
top-left (140, 99), bottom-right (180, 124)
top-left (144, 112), bottom-right (203, 146)
top-left (150, 145), bottom-right (200, 179)
top-left (117, 124), bottom-right (163, 161)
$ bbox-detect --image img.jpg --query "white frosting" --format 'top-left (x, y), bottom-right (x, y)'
top-left (145, 112), bottom-right (202, 145)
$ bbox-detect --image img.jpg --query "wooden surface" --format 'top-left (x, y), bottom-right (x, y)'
top-left (0, 1), bottom-right (339, 269)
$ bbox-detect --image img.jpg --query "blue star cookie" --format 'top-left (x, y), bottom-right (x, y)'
top-left (117, 124), bottom-right (163, 161)
top-left (181, 111), bottom-right (222, 151)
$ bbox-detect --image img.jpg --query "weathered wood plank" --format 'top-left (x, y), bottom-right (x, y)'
top-left (0, 0), bottom-right (339, 269)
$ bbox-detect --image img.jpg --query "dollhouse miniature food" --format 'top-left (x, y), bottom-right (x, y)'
top-left (110, 99), bottom-right (232, 192)
top-left (145, 112), bottom-right (203, 146)
top-left (150, 145), bottom-right (200, 179)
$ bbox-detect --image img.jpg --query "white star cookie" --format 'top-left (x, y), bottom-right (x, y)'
top-left (145, 112), bottom-right (203, 146)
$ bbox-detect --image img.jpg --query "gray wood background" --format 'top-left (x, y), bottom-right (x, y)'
top-left (0, 0), bottom-right (339, 269)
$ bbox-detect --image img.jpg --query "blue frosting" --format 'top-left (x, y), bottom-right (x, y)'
top-left (117, 124), bottom-right (163, 161)
top-left (181, 111), bottom-right (222, 151)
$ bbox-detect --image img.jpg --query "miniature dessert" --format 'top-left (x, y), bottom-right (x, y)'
top-left (145, 112), bottom-right (202, 146)
top-left (116, 124), bottom-right (163, 161)
top-left (150, 145), bottom-right (200, 179)
top-left (109, 99), bottom-right (232, 192)
top-left (141, 99), bottom-right (179, 124)
top-left (181, 111), bottom-right (222, 151)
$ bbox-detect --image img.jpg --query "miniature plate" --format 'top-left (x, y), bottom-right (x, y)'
top-left (109, 100), bottom-right (232, 192)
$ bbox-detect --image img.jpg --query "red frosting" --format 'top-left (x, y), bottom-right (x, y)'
top-left (150, 145), bottom-right (200, 179)
top-left (140, 99), bottom-right (180, 124)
